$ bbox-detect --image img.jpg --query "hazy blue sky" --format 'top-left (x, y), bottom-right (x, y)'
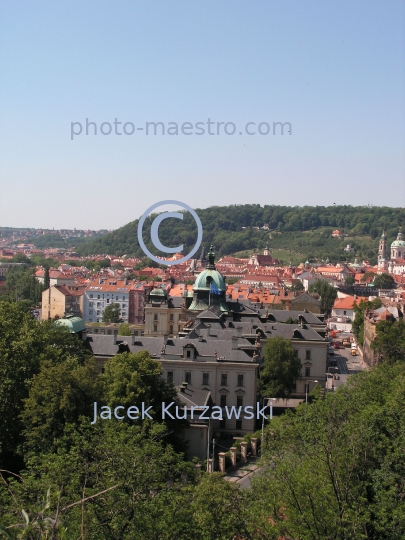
top-left (1, 0), bottom-right (404, 229)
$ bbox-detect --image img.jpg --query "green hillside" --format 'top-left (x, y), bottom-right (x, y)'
top-left (75, 205), bottom-right (405, 264)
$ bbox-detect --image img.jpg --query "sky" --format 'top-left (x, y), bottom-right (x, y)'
top-left (0, 0), bottom-right (404, 230)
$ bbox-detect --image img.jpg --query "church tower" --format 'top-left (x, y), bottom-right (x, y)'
top-left (377, 229), bottom-right (388, 271)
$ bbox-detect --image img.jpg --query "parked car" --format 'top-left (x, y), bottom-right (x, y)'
top-left (333, 342), bottom-right (341, 349)
top-left (351, 349), bottom-right (357, 356)
top-left (343, 340), bottom-right (350, 347)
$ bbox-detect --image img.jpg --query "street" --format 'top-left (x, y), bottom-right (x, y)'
top-left (326, 332), bottom-right (366, 391)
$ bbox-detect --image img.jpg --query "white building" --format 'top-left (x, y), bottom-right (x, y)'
top-left (83, 279), bottom-right (130, 323)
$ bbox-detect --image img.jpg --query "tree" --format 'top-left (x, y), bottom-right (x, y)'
top-left (309, 278), bottom-right (337, 315)
top-left (0, 302), bottom-right (89, 471)
top-left (118, 323), bottom-right (131, 336)
top-left (11, 253), bottom-right (32, 265)
top-left (5, 267), bottom-right (43, 304)
top-left (371, 318), bottom-right (405, 364)
top-left (246, 362), bottom-right (405, 540)
top-left (102, 303), bottom-right (121, 323)
top-left (290, 281), bottom-right (304, 292)
top-left (44, 266), bottom-right (50, 290)
top-left (100, 351), bottom-right (188, 450)
top-left (374, 273), bottom-right (395, 289)
top-left (259, 336), bottom-right (302, 399)
top-left (352, 297), bottom-right (382, 345)
top-left (344, 276), bottom-right (355, 286)
top-left (20, 357), bottom-right (100, 455)
top-left (361, 271), bottom-right (377, 283)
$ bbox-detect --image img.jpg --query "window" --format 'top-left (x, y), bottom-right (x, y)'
top-left (305, 366), bottom-right (311, 377)
top-left (235, 419), bottom-right (242, 430)
top-left (306, 350), bottom-right (311, 360)
top-left (169, 325), bottom-right (173, 334)
top-left (154, 314), bottom-right (158, 321)
top-left (185, 372), bottom-right (191, 384)
top-left (107, 299), bottom-right (110, 303)
top-left (186, 350), bottom-right (191, 358)
top-left (221, 374), bottom-right (228, 386)
top-left (116, 296), bottom-right (118, 300)
top-left (202, 373), bottom-right (209, 386)
top-left (170, 313), bottom-right (174, 321)
top-left (236, 395), bottom-right (243, 408)
top-left (97, 310), bottom-right (101, 315)
top-left (294, 349), bottom-right (299, 357)
top-left (89, 310), bottom-right (93, 315)
top-left (97, 295), bottom-right (100, 299)
top-left (220, 394), bottom-right (227, 407)
top-left (89, 302), bottom-right (94, 307)
top-left (167, 371), bottom-right (173, 384)
top-left (237, 374), bottom-right (244, 387)
top-left (90, 294), bottom-right (93, 299)
top-left (343, 310), bottom-right (347, 315)
top-left (154, 325), bottom-right (157, 332)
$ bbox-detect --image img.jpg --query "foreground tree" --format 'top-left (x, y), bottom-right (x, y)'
top-left (259, 336), bottom-right (302, 399)
top-left (247, 362), bottom-right (405, 540)
top-left (0, 302), bottom-right (89, 471)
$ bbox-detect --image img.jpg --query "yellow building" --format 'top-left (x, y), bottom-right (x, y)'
top-left (42, 285), bottom-right (84, 320)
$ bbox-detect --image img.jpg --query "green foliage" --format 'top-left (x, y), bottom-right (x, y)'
top-left (345, 276), bottom-right (355, 285)
top-left (43, 267), bottom-right (50, 290)
top-left (5, 267), bottom-right (43, 304)
top-left (309, 278), bottom-right (337, 315)
top-left (372, 318), bottom-right (405, 364)
top-left (0, 302), bottom-right (89, 470)
top-left (246, 362), bottom-right (405, 540)
top-left (374, 273), bottom-right (396, 289)
top-left (74, 205), bottom-right (405, 264)
top-left (21, 357), bottom-right (100, 455)
top-left (259, 336), bottom-right (302, 398)
top-left (100, 351), bottom-right (187, 449)
top-left (102, 302), bottom-right (121, 323)
top-left (289, 281), bottom-right (304, 292)
top-left (352, 298), bottom-right (382, 345)
top-left (118, 322), bottom-right (131, 336)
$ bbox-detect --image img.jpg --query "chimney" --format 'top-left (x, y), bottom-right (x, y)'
top-left (181, 382), bottom-right (188, 392)
top-left (207, 324), bottom-right (211, 337)
top-left (113, 333), bottom-right (117, 345)
top-left (163, 334), bottom-right (168, 345)
top-left (232, 336), bottom-right (238, 350)
top-left (131, 332), bottom-right (136, 345)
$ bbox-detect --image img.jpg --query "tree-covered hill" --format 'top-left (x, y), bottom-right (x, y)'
top-left (76, 204), bottom-right (405, 264)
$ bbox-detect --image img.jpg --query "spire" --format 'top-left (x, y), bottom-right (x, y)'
top-left (381, 228), bottom-right (386, 239)
top-left (398, 226), bottom-right (403, 241)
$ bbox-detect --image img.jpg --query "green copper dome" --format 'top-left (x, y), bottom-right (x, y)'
top-left (193, 268), bottom-right (226, 291)
top-left (391, 228), bottom-right (405, 247)
top-left (55, 316), bottom-right (86, 333)
top-left (150, 287), bottom-right (166, 296)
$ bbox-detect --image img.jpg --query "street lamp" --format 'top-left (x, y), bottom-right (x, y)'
top-left (305, 380), bottom-right (319, 404)
top-left (261, 397), bottom-right (273, 452)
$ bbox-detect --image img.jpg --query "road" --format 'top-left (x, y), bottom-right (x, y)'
top-left (327, 333), bottom-right (366, 390)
